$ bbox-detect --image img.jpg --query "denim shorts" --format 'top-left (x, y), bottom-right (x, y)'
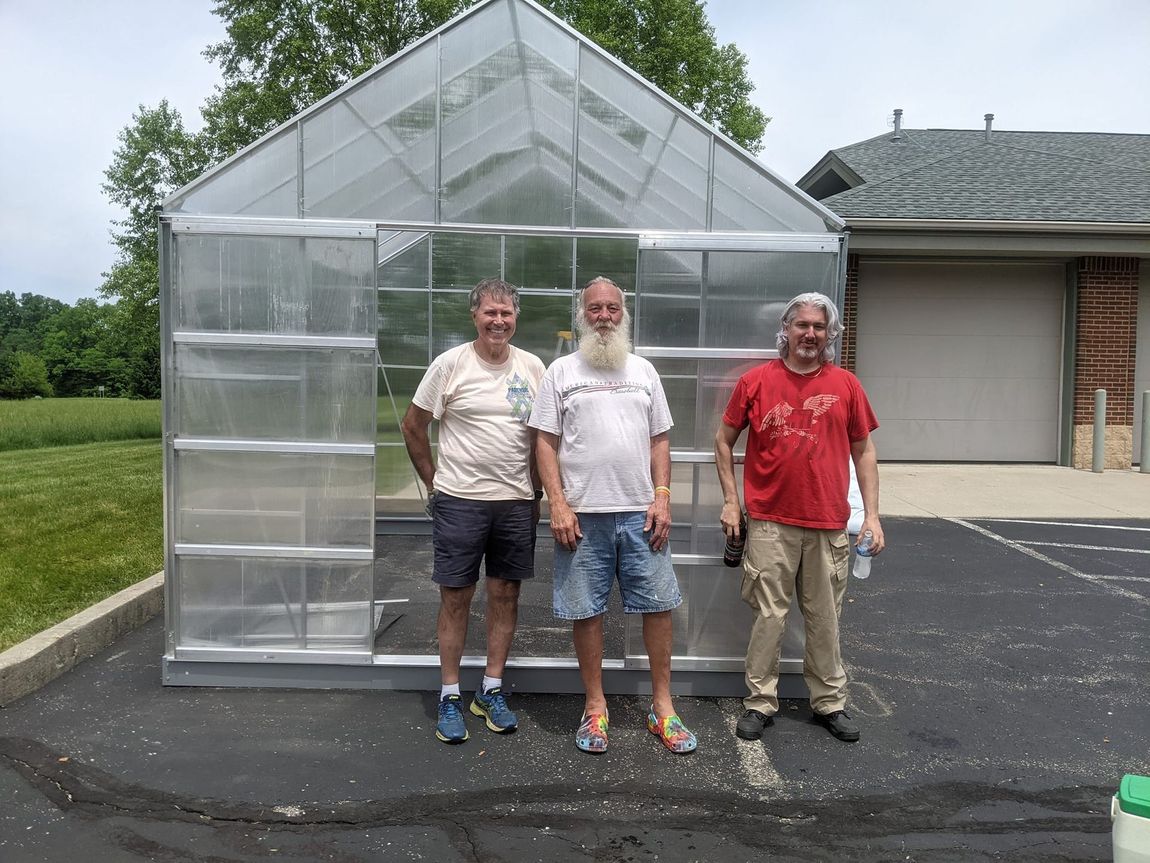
top-left (431, 492), bottom-right (536, 588)
top-left (553, 511), bottom-right (682, 620)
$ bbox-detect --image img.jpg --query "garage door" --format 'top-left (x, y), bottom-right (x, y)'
top-left (1136, 267), bottom-right (1149, 465)
top-left (855, 261), bottom-right (1064, 461)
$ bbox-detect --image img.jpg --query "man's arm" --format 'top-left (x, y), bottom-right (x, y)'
top-left (536, 430), bottom-right (581, 551)
top-left (850, 435), bottom-right (884, 553)
top-left (400, 403), bottom-right (436, 493)
top-left (714, 422), bottom-right (744, 540)
top-left (645, 432), bottom-right (672, 551)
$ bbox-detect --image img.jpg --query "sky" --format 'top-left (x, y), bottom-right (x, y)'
top-left (2, 0), bottom-right (1148, 306)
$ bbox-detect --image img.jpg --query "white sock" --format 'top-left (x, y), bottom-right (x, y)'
top-left (440, 683), bottom-right (461, 700)
top-left (482, 676), bottom-right (502, 694)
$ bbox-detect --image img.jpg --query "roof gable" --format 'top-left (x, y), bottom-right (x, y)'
top-left (165, 0), bottom-right (839, 234)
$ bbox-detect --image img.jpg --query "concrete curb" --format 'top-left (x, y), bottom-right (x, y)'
top-left (0, 572), bottom-right (164, 708)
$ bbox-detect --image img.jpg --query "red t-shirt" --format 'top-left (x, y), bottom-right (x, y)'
top-left (722, 360), bottom-right (878, 530)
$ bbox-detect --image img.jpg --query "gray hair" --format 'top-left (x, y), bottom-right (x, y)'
top-left (776, 292), bottom-right (842, 363)
top-left (579, 275), bottom-right (625, 306)
top-left (469, 278), bottom-right (520, 314)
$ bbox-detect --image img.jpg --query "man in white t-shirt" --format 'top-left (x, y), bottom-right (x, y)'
top-left (528, 277), bottom-right (696, 756)
top-left (401, 278), bottom-right (545, 745)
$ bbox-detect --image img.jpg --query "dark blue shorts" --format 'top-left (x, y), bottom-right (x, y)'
top-left (431, 492), bottom-right (537, 588)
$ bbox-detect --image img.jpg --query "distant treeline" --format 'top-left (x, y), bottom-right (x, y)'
top-left (0, 291), bottom-right (158, 400)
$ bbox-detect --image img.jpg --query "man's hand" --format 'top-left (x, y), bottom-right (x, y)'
top-left (644, 495), bottom-right (672, 551)
top-left (858, 516), bottom-right (885, 554)
top-left (549, 499), bottom-right (582, 551)
top-left (720, 501), bottom-right (742, 540)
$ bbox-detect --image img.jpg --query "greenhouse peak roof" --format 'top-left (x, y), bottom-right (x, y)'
top-left (164, 0), bottom-right (841, 234)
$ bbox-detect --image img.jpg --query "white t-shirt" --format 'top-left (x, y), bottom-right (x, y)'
top-left (412, 342), bottom-right (545, 500)
top-left (528, 353), bottom-right (673, 513)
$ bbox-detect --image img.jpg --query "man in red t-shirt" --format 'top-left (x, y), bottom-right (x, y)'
top-left (714, 292), bottom-right (884, 743)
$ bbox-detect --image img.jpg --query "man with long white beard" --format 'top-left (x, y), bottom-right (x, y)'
top-left (528, 277), bottom-right (696, 756)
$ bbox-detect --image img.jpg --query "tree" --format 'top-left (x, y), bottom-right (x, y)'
top-left (0, 351), bottom-right (52, 399)
top-left (539, 0), bottom-right (767, 152)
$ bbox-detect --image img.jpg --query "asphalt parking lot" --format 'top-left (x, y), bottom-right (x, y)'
top-left (0, 516), bottom-right (1147, 862)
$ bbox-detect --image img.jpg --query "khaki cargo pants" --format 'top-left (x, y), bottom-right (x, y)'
top-left (741, 519), bottom-right (851, 716)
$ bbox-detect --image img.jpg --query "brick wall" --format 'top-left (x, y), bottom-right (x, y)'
top-left (1072, 256), bottom-right (1140, 468)
top-left (840, 254), bottom-right (859, 372)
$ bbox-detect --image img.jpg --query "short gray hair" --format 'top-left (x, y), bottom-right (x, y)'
top-left (469, 278), bottom-right (520, 314)
top-left (579, 275), bottom-right (625, 306)
top-left (776, 292), bottom-right (842, 363)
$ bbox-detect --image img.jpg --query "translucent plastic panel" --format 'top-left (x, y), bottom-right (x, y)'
top-left (636, 296), bottom-right (699, 348)
top-left (431, 233), bottom-right (501, 290)
top-left (509, 293), bottom-right (575, 362)
top-left (378, 232), bottom-right (429, 290)
top-left (711, 143), bottom-right (830, 233)
top-left (175, 450), bottom-right (374, 547)
top-left (653, 358), bottom-right (765, 451)
top-left (636, 248), bottom-right (702, 297)
top-left (505, 235), bottom-right (572, 291)
top-left (576, 47), bottom-right (709, 230)
top-left (169, 129), bottom-right (298, 217)
top-left (174, 234), bottom-right (375, 336)
top-left (176, 557), bottom-right (372, 651)
top-left (378, 290), bottom-right (430, 366)
top-left (430, 292), bottom-right (482, 356)
top-left (174, 345), bottom-right (376, 442)
top-left (302, 41), bottom-right (436, 220)
top-left (702, 251), bottom-right (839, 348)
top-left (439, 0), bottom-right (577, 225)
top-left (573, 237), bottom-right (638, 293)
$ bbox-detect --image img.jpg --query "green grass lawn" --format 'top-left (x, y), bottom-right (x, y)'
top-left (0, 398), bottom-right (161, 451)
top-left (0, 439), bottom-right (163, 652)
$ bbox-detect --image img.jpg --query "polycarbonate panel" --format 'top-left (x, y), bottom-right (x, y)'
top-left (703, 250), bottom-right (838, 347)
top-left (174, 234), bottom-right (375, 336)
top-left (376, 366), bottom-right (429, 505)
top-left (430, 292), bottom-right (481, 356)
top-left (573, 237), bottom-right (638, 293)
top-left (302, 41), bottom-right (436, 220)
top-left (168, 129), bottom-right (298, 217)
top-left (378, 232), bottom-right (430, 290)
top-left (576, 46), bottom-right (709, 230)
top-left (175, 450), bottom-right (374, 547)
top-left (635, 248), bottom-right (701, 297)
top-left (509, 293), bottom-right (575, 362)
top-left (711, 143), bottom-right (830, 233)
top-left (505, 235), bottom-right (572, 291)
top-left (652, 358), bottom-right (761, 452)
top-left (378, 290), bottom-right (430, 365)
top-left (174, 345), bottom-right (376, 442)
top-left (176, 557), bottom-right (372, 651)
top-left (439, 0), bottom-right (577, 225)
top-left (431, 233), bottom-right (501, 290)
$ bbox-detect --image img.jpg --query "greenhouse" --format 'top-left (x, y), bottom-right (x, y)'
top-left (159, 0), bottom-right (847, 695)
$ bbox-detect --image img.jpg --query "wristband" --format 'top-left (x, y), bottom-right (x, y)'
top-left (654, 486), bottom-right (671, 498)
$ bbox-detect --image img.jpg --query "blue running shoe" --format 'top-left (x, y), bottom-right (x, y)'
top-left (436, 694), bottom-right (469, 744)
top-left (469, 687), bottom-right (518, 733)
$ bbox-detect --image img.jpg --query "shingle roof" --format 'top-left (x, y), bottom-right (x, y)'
top-left (813, 129), bottom-right (1150, 223)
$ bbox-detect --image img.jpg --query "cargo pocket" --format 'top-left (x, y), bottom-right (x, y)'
top-left (829, 531), bottom-right (850, 582)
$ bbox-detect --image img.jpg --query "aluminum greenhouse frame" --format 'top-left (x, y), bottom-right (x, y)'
top-left (158, 0), bottom-right (847, 695)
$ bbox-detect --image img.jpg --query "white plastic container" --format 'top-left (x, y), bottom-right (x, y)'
top-left (1113, 774), bottom-right (1150, 863)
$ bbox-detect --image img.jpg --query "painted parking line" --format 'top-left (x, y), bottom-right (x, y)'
top-left (948, 518), bottom-right (1150, 606)
top-left (1020, 542), bottom-right (1150, 554)
top-left (981, 519), bottom-right (1150, 533)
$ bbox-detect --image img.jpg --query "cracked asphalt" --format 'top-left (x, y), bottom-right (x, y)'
top-left (1, 517), bottom-right (1147, 861)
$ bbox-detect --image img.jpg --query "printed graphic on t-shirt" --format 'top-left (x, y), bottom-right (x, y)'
top-left (760, 394), bottom-right (840, 446)
top-left (505, 373), bottom-right (534, 423)
top-left (559, 381), bottom-right (652, 402)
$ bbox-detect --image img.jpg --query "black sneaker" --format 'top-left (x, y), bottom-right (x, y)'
top-left (813, 709), bottom-right (860, 742)
top-left (735, 709), bottom-right (774, 740)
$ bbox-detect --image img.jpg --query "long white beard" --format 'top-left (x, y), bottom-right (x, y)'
top-left (576, 309), bottom-right (633, 370)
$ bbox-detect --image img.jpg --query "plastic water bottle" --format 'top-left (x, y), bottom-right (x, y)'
top-left (723, 514), bottom-right (748, 567)
top-left (852, 530), bottom-right (875, 579)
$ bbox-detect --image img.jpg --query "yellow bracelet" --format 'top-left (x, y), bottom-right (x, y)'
top-left (654, 486), bottom-right (671, 498)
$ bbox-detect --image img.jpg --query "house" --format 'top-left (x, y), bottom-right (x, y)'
top-left (797, 111), bottom-right (1150, 468)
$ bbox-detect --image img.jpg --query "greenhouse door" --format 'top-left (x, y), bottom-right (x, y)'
top-left (161, 217), bottom-right (380, 675)
top-left (631, 233), bottom-right (845, 688)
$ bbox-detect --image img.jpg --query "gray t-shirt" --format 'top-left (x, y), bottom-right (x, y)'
top-left (528, 353), bottom-right (672, 513)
